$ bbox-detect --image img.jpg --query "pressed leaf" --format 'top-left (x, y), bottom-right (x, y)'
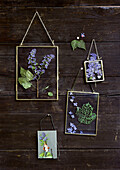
top-left (18, 77), bottom-right (32, 89)
top-left (20, 67), bottom-right (34, 81)
top-left (71, 40), bottom-right (78, 50)
top-left (77, 40), bottom-right (86, 50)
top-left (20, 67), bottom-right (27, 77)
top-left (44, 86), bottom-right (49, 90)
top-left (26, 70), bottom-right (34, 81)
top-left (48, 92), bottom-right (53, 97)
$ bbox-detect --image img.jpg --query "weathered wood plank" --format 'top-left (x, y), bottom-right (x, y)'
top-left (0, 76), bottom-right (120, 96)
top-left (0, 0), bottom-right (120, 7)
top-left (0, 43), bottom-right (120, 77)
top-left (0, 95), bottom-right (119, 149)
top-left (0, 95), bottom-right (119, 116)
top-left (0, 149), bottom-right (119, 170)
top-left (0, 8), bottom-right (119, 43)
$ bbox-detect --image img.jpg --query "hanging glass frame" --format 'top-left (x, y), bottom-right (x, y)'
top-left (84, 39), bottom-right (105, 83)
top-left (16, 11), bottom-right (59, 100)
top-left (37, 114), bottom-right (58, 159)
top-left (65, 91), bottom-right (99, 136)
top-left (16, 46), bottom-right (58, 100)
top-left (37, 130), bottom-right (57, 159)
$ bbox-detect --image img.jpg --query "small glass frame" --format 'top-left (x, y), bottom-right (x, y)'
top-left (65, 91), bottom-right (99, 136)
top-left (37, 130), bottom-right (57, 159)
top-left (84, 58), bottom-right (105, 83)
top-left (16, 46), bottom-right (59, 100)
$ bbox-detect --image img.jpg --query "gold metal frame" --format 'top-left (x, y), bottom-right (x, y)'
top-left (16, 45), bottom-right (59, 101)
top-left (84, 59), bottom-right (105, 83)
top-left (65, 90), bottom-right (99, 136)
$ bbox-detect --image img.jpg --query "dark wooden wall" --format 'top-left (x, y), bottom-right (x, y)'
top-left (0, 1), bottom-right (120, 169)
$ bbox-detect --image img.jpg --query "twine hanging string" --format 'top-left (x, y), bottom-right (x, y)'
top-left (20, 11), bottom-right (55, 46)
top-left (71, 66), bottom-right (95, 93)
top-left (40, 114), bottom-right (55, 130)
top-left (87, 39), bottom-right (99, 60)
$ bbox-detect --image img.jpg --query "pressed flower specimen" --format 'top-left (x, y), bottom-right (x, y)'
top-left (85, 53), bottom-right (104, 82)
top-left (76, 103), bottom-right (96, 124)
top-left (18, 48), bottom-right (55, 98)
top-left (39, 132), bottom-right (53, 158)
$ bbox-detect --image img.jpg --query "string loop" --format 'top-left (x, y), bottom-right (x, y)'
top-left (20, 11), bottom-right (55, 46)
top-left (40, 114), bottom-right (55, 130)
top-left (87, 39), bottom-right (99, 60)
top-left (71, 66), bottom-right (94, 93)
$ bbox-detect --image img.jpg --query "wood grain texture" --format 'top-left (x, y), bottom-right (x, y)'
top-left (0, 149), bottom-right (120, 170)
top-left (0, 8), bottom-right (119, 43)
top-left (0, 0), bottom-right (120, 7)
top-left (0, 3), bottom-right (120, 170)
top-left (0, 96), bottom-right (119, 149)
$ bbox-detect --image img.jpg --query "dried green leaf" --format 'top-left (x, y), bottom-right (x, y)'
top-left (48, 92), bottom-right (53, 97)
top-left (18, 77), bottom-right (32, 89)
top-left (26, 70), bottom-right (34, 81)
top-left (77, 40), bottom-right (86, 50)
top-left (71, 40), bottom-right (78, 50)
top-left (20, 67), bottom-right (34, 81)
top-left (20, 67), bottom-right (27, 77)
top-left (44, 86), bottom-right (49, 90)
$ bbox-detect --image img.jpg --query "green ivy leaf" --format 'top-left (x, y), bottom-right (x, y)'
top-left (71, 39), bottom-right (86, 51)
top-left (18, 77), bottom-right (32, 89)
top-left (71, 40), bottom-right (78, 50)
top-left (77, 40), bottom-right (86, 50)
top-left (48, 92), bottom-right (53, 97)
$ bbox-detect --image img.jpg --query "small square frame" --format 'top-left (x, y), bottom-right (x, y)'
top-left (84, 59), bottom-right (105, 83)
top-left (65, 91), bottom-right (99, 136)
top-left (16, 46), bottom-right (59, 100)
top-left (37, 130), bottom-right (57, 159)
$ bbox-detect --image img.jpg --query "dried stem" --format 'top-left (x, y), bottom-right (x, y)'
top-left (37, 79), bottom-right (39, 98)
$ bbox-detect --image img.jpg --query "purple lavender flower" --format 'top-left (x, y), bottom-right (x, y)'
top-left (73, 125), bottom-right (77, 131)
top-left (71, 115), bottom-right (75, 119)
top-left (73, 102), bottom-right (78, 107)
top-left (70, 99), bottom-right (74, 102)
top-left (69, 111), bottom-right (73, 115)
top-left (41, 69), bottom-right (45, 74)
top-left (90, 53), bottom-right (97, 58)
top-left (33, 76), bottom-right (37, 80)
top-left (28, 65), bottom-right (32, 69)
top-left (39, 136), bottom-right (43, 140)
top-left (86, 55), bottom-right (103, 81)
top-left (28, 60), bottom-right (31, 64)
top-left (50, 54), bottom-right (55, 59)
top-left (80, 131), bottom-right (83, 134)
top-left (27, 49), bottom-right (55, 82)
top-left (71, 96), bottom-right (75, 99)
top-left (69, 92), bottom-right (73, 96)
top-left (70, 122), bottom-right (74, 128)
top-left (30, 49), bottom-right (36, 57)
top-left (67, 127), bottom-right (73, 133)
top-left (43, 137), bottom-right (48, 141)
top-left (68, 122), bottom-right (77, 133)
top-left (42, 132), bottom-right (46, 138)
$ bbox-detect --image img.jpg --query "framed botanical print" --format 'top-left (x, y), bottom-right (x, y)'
top-left (37, 130), bottom-right (57, 159)
top-left (65, 91), bottom-right (99, 136)
top-left (16, 46), bottom-right (59, 100)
